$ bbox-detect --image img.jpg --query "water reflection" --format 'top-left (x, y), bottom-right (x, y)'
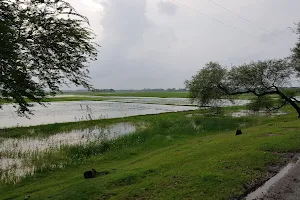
top-left (107, 98), bottom-right (250, 106)
top-left (0, 101), bottom-right (198, 128)
top-left (0, 123), bottom-right (136, 183)
top-left (231, 110), bottom-right (287, 117)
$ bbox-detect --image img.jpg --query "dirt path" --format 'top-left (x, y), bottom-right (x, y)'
top-left (246, 155), bottom-right (300, 200)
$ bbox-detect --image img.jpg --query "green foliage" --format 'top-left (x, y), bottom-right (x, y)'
top-left (291, 22), bottom-right (300, 75)
top-left (193, 115), bottom-right (251, 132)
top-left (0, 0), bottom-right (97, 115)
top-left (247, 96), bottom-right (275, 112)
top-left (186, 59), bottom-right (300, 117)
top-left (228, 59), bottom-right (292, 92)
top-left (185, 62), bottom-right (228, 106)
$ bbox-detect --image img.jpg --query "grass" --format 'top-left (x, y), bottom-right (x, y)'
top-left (1, 107), bottom-right (300, 199)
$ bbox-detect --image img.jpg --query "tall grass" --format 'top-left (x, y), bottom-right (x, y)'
top-left (0, 112), bottom-right (258, 184)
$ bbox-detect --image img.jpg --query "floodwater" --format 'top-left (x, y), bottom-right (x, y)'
top-left (0, 101), bottom-right (198, 128)
top-left (231, 110), bottom-right (287, 117)
top-left (0, 123), bottom-right (136, 183)
top-left (52, 95), bottom-right (250, 106)
top-left (245, 155), bottom-right (300, 200)
top-left (106, 97), bottom-right (250, 106)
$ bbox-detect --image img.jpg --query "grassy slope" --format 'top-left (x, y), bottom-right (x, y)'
top-left (1, 108), bottom-right (300, 199)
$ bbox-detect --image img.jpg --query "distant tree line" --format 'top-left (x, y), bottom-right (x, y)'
top-left (142, 88), bottom-right (188, 92)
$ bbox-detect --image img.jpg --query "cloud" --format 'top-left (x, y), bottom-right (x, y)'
top-left (68, 0), bottom-right (300, 89)
top-left (157, 0), bottom-right (177, 16)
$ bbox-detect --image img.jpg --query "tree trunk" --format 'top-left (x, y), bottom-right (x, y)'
top-left (277, 91), bottom-right (300, 118)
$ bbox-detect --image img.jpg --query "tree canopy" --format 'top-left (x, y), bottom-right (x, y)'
top-left (0, 0), bottom-right (97, 115)
top-left (185, 59), bottom-right (300, 118)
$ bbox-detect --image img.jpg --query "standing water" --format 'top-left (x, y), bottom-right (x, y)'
top-left (0, 101), bottom-right (198, 128)
top-left (0, 123), bottom-right (136, 183)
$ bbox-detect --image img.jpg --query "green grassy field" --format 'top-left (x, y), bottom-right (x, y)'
top-left (1, 107), bottom-right (300, 200)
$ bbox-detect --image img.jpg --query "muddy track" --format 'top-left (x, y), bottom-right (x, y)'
top-left (241, 153), bottom-right (300, 200)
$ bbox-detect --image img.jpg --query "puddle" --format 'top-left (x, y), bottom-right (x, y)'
top-left (245, 155), bottom-right (300, 200)
top-left (185, 113), bottom-right (203, 118)
top-left (231, 110), bottom-right (287, 117)
top-left (0, 123), bottom-right (136, 183)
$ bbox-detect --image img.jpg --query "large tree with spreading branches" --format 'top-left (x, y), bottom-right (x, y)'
top-left (185, 59), bottom-right (300, 118)
top-left (186, 22), bottom-right (300, 118)
top-left (0, 0), bottom-right (98, 115)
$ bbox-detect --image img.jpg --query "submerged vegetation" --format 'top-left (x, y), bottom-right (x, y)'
top-left (1, 106), bottom-right (300, 199)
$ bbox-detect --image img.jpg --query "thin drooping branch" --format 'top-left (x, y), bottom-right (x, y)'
top-left (266, 100), bottom-right (287, 112)
top-left (291, 97), bottom-right (300, 103)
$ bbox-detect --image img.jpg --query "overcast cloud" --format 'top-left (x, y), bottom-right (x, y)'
top-left (69, 0), bottom-right (300, 89)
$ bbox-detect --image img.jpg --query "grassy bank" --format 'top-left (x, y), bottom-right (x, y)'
top-left (1, 108), bottom-right (300, 199)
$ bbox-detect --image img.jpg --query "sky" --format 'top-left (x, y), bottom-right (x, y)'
top-left (68, 0), bottom-right (300, 89)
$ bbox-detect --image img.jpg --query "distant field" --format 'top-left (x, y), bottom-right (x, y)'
top-left (63, 92), bottom-right (280, 100)
top-left (42, 96), bottom-right (110, 102)
top-left (65, 91), bottom-right (190, 98)
top-left (0, 97), bottom-right (111, 104)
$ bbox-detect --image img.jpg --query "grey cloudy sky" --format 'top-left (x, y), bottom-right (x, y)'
top-left (69, 0), bottom-right (300, 89)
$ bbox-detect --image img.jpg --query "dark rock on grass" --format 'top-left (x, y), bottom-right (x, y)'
top-left (236, 130), bottom-right (242, 136)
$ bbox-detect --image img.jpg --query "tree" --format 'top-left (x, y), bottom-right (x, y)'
top-left (291, 22), bottom-right (300, 76)
top-left (0, 0), bottom-right (98, 115)
top-left (185, 59), bottom-right (300, 118)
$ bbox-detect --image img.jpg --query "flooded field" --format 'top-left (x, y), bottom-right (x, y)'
top-left (106, 97), bottom-right (250, 106)
top-left (231, 110), bottom-right (287, 117)
top-left (53, 95), bottom-right (250, 106)
top-left (0, 123), bottom-right (136, 183)
top-left (0, 98), bottom-right (250, 128)
top-left (0, 101), bottom-right (198, 128)
top-left (0, 97), bottom-right (251, 184)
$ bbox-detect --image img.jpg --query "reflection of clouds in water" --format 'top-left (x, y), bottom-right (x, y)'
top-left (0, 101), bottom-right (198, 128)
top-left (231, 110), bottom-right (287, 117)
top-left (107, 98), bottom-right (250, 106)
top-left (0, 123), bottom-right (136, 183)
top-left (0, 158), bottom-right (34, 183)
